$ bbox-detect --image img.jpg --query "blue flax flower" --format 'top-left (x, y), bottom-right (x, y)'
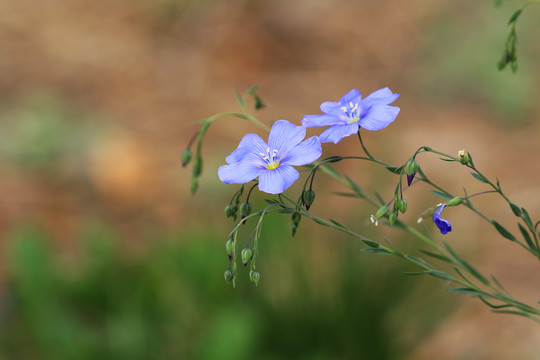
top-left (302, 88), bottom-right (400, 144)
top-left (218, 120), bottom-right (322, 194)
top-left (432, 205), bottom-right (452, 234)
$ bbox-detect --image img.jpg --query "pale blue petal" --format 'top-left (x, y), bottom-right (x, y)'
top-left (320, 101), bottom-right (340, 113)
top-left (282, 136), bottom-right (322, 166)
top-left (361, 87), bottom-right (400, 107)
top-left (318, 123), bottom-right (359, 144)
top-left (225, 133), bottom-right (268, 164)
top-left (267, 120), bottom-right (305, 154)
top-left (339, 89), bottom-right (362, 104)
top-left (218, 162), bottom-right (263, 184)
top-left (302, 114), bottom-right (343, 128)
top-left (258, 165), bottom-right (299, 194)
top-left (359, 105), bottom-right (400, 131)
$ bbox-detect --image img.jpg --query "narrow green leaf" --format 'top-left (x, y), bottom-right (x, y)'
top-left (446, 288), bottom-right (481, 296)
top-left (232, 113), bottom-right (250, 120)
top-left (319, 163), bottom-right (341, 179)
top-left (235, 92), bottom-right (245, 107)
top-left (431, 190), bottom-right (453, 201)
top-left (332, 192), bottom-right (361, 198)
top-left (324, 156), bottom-right (343, 163)
top-left (385, 165), bottom-right (403, 174)
top-left (521, 208), bottom-right (534, 228)
top-left (362, 248), bottom-right (393, 255)
top-left (245, 84), bottom-right (260, 95)
top-left (405, 255), bottom-right (432, 270)
top-left (470, 172), bottom-right (489, 184)
top-left (490, 275), bottom-right (507, 293)
top-left (509, 202), bottom-right (522, 217)
top-left (312, 217), bottom-right (331, 227)
top-left (518, 223), bottom-right (536, 251)
top-left (419, 249), bottom-right (452, 263)
top-left (439, 158), bottom-right (457, 162)
top-left (361, 239), bottom-right (380, 248)
top-left (426, 270), bottom-right (453, 280)
top-left (329, 218), bottom-right (348, 230)
top-left (492, 220), bottom-right (516, 241)
top-left (278, 208), bottom-right (296, 214)
top-left (508, 9), bottom-right (522, 24)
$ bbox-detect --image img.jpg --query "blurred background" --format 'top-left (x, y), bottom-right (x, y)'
top-left (1, 0), bottom-right (540, 359)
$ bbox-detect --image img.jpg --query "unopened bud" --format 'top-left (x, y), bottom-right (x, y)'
top-left (181, 149), bottom-right (192, 167)
top-left (224, 269), bottom-right (233, 283)
top-left (226, 239), bottom-right (234, 258)
top-left (458, 150), bottom-right (470, 165)
top-left (447, 197), bottom-right (464, 206)
top-left (225, 204), bottom-right (235, 218)
top-left (375, 205), bottom-right (389, 219)
top-left (405, 159), bottom-right (418, 186)
top-left (241, 248), bottom-right (253, 265)
top-left (190, 178), bottom-right (198, 194)
top-left (303, 189), bottom-right (315, 210)
top-left (249, 270), bottom-right (261, 286)
top-left (290, 225), bottom-right (297, 237)
top-left (192, 157), bottom-right (203, 177)
top-left (389, 212), bottom-right (397, 226)
top-left (240, 202), bottom-right (252, 218)
top-left (291, 212), bottom-right (301, 226)
top-left (397, 199), bottom-right (408, 213)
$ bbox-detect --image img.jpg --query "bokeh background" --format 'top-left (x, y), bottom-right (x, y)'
top-left (1, 0), bottom-right (540, 359)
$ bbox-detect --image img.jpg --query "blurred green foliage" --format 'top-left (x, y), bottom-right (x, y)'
top-left (413, 2), bottom-right (540, 125)
top-left (0, 220), bottom-right (454, 360)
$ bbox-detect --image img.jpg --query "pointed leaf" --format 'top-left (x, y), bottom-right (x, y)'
top-left (361, 239), bottom-right (380, 248)
top-left (426, 270), bottom-right (453, 280)
top-left (431, 190), bottom-right (453, 201)
top-left (470, 172), bottom-right (489, 184)
top-left (518, 223), bottom-right (536, 251)
top-left (362, 248), bottom-right (393, 255)
top-left (329, 218), bottom-right (348, 230)
top-left (419, 249), bottom-right (452, 263)
top-left (509, 202), bottom-right (522, 217)
top-left (245, 84), bottom-right (260, 95)
top-left (446, 288), bottom-right (481, 296)
top-left (492, 220), bottom-right (516, 241)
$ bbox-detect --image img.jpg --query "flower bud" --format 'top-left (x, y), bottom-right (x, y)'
top-left (249, 270), bottom-right (261, 286)
top-left (303, 189), bottom-right (316, 210)
top-left (375, 205), bottom-right (388, 219)
top-left (225, 204), bottom-right (235, 218)
top-left (241, 248), bottom-right (253, 265)
top-left (190, 178), bottom-right (198, 194)
top-left (389, 212), bottom-right (397, 226)
top-left (458, 150), bottom-right (469, 165)
top-left (290, 225), bottom-right (297, 237)
top-left (225, 239), bottom-right (234, 258)
top-left (405, 159), bottom-right (418, 186)
top-left (192, 157), bottom-right (203, 177)
top-left (181, 149), bottom-right (192, 167)
top-left (291, 212), bottom-right (301, 227)
top-left (240, 202), bottom-right (252, 218)
top-left (224, 269), bottom-right (233, 283)
top-left (446, 197), bottom-right (464, 206)
top-left (397, 199), bottom-right (407, 213)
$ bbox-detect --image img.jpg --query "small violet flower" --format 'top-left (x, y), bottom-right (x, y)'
top-left (218, 120), bottom-right (322, 194)
top-left (302, 88), bottom-right (400, 144)
top-left (432, 204), bottom-right (452, 234)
